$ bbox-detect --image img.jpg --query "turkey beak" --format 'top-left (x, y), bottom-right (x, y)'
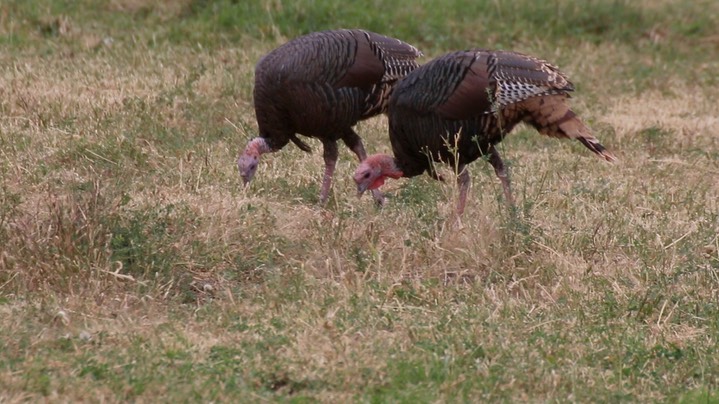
top-left (356, 183), bottom-right (368, 198)
top-left (238, 169), bottom-right (250, 185)
top-left (237, 159), bottom-right (254, 185)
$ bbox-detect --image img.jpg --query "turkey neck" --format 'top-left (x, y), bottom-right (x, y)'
top-left (244, 137), bottom-right (273, 157)
top-left (380, 155), bottom-right (405, 179)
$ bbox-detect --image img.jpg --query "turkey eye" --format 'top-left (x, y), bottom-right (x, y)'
top-left (363, 172), bottom-right (370, 179)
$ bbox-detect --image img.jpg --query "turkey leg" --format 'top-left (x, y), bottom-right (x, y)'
top-left (456, 164), bottom-right (470, 215)
top-left (488, 146), bottom-right (515, 207)
top-left (319, 141), bottom-right (338, 205)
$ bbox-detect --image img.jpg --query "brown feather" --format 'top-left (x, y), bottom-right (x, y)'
top-left (520, 95), bottom-right (617, 161)
top-left (436, 66), bottom-right (492, 120)
top-left (334, 37), bottom-right (384, 90)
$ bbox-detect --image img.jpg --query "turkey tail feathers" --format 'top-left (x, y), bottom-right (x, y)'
top-left (577, 137), bottom-right (617, 162)
top-left (556, 110), bottom-right (617, 162)
top-left (523, 95), bottom-right (617, 163)
top-left (290, 134), bottom-right (312, 153)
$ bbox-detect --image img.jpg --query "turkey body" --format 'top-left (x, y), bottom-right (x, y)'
top-left (238, 29), bottom-right (422, 205)
top-left (354, 49), bottom-right (616, 214)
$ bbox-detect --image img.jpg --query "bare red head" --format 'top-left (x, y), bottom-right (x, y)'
top-left (353, 154), bottom-right (404, 197)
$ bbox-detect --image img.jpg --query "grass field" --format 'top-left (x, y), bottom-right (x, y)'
top-left (1, 0), bottom-right (719, 401)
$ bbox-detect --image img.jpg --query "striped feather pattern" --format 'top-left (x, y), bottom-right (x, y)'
top-left (387, 48), bottom-right (615, 179)
top-left (252, 29), bottom-right (421, 148)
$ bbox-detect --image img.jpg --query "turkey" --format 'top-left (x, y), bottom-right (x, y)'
top-left (237, 29), bottom-right (422, 205)
top-left (353, 49), bottom-right (616, 214)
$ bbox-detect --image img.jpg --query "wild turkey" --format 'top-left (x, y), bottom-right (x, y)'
top-left (237, 29), bottom-right (422, 205)
top-left (353, 49), bottom-right (616, 214)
